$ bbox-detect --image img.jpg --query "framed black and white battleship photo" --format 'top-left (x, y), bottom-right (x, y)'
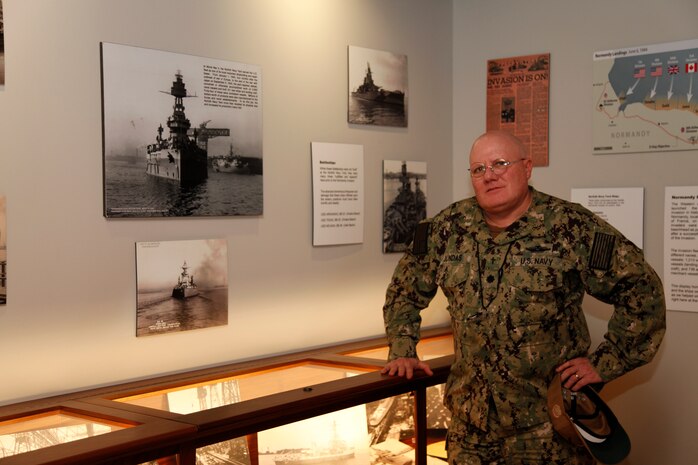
top-left (0, 195), bottom-right (6, 305)
top-left (382, 160), bottom-right (426, 253)
top-left (0, 0), bottom-right (5, 90)
top-left (101, 42), bottom-right (263, 218)
top-left (135, 238), bottom-right (228, 337)
top-left (348, 45), bottom-right (407, 128)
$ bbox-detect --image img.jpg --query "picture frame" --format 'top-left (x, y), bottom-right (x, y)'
top-left (101, 42), bottom-right (263, 218)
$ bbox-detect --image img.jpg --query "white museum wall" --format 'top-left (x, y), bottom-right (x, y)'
top-left (453, 1), bottom-right (698, 464)
top-left (0, 0), bottom-right (453, 405)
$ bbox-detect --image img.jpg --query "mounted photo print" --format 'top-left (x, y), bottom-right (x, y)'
top-left (101, 42), bottom-right (263, 218)
top-left (383, 160), bottom-right (427, 253)
top-left (258, 405), bottom-right (371, 465)
top-left (348, 45), bottom-right (407, 128)
top-left (0, 0), bottom-right (4, 90)
top-left (135, 238), bottom-right (228, 337)
top-left (0, 195), bottom-right (5, 304)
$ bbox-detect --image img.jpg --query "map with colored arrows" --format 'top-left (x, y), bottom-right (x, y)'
top-left (593, 39), bottom-right (698, 154)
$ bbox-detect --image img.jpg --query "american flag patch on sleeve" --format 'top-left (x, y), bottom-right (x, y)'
top-left (411, 222), bottom-right (431, 256)
top-left (589, 232), bottom-right (615, 270)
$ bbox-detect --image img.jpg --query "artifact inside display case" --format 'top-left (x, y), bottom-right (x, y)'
top-left (0, 409), bottom-right (131, 458)
top-left (192, 398), bottom-right (440, 465)
top-left (344, 335), bottom-right (453, 362)
top-left (116, 362), bottom-right (378, 413)
top-left (259, 405), bottom-right (368, 465)
top-left (346, 334), bottom-right (454, 434)
top-left (139, 436), bottom-right (250, 465)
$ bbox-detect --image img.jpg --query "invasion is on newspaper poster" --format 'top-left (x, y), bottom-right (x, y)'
top-left (486, 53), bottom-right (550, 166)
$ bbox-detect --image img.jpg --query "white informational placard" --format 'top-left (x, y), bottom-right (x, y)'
top-left (311, 142), bottom-right (364, 246)
top-left (664, 186), bottom-right (698, 313)
top-left (571, 187), bottom-right (644, 249)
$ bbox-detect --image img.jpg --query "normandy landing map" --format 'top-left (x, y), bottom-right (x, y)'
top-left (593, 38), bottom-right (698, 154)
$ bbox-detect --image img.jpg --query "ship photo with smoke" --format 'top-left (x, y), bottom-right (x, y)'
top-left (135, 239), bottom-right (228, 337)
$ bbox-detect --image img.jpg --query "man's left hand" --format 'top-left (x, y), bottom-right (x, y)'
top-left (556, 357), bottom-right (602, 391)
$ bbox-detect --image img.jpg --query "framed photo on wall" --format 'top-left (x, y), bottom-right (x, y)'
top-left (486, 53), bottom-right (550, 166)
top-left (0, 195), bottom-right (6, 305)
top-left (0, 0), bottom-right (5, 90)
top-left (135, 238), bottom-right (228, 337)
top-left (348, 45), bottom-right (408, 128)
top-left (383, 160), bottom-right (427, 253)
top-left (101, 42), bottom-right (263, 218)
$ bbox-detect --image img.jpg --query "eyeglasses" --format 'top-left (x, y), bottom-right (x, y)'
top-left (468, 158), bottom-right (526, 178)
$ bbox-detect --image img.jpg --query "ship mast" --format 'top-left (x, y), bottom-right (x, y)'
top-left (363, 62), bottom-right (375, 88)
top-left (165, 71), bottom-right (193, 150)
top-left (178, 261), bottom-right (193, 286)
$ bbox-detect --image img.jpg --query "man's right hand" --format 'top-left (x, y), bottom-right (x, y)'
top-left (381, 357), bottom-right (433, 379)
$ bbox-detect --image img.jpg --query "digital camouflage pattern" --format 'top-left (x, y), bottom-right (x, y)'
top-left (447, 413), bottom-right (594, 465)
top-left (383, 188), bottom-right (666, 433)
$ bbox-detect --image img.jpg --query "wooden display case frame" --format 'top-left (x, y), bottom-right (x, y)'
top-left (0, 327), bottom-right (453, 465)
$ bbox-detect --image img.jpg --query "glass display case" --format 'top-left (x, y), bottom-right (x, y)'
top-left (0, 409), bottom-right (129, 457)
top-left (344, 333), bottom-right (454, 362)
top-left (116, 361), bottom-right (377, 414)
top-left (0, 328), bottom-right (453, 465)
top-left (0, 401), bottom-right (196, 465)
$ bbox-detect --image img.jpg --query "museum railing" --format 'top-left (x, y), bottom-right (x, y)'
top-left (0, 328), bottom-right (453, 465)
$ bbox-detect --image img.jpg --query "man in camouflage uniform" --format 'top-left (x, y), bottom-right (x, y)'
top-left (381, 131), bottom-right (666, 464)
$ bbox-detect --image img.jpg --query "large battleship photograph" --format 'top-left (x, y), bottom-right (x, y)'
top-left (101, 42), bottom-right (263, 218)
top-left (348, 46), bottom-right (407, 127)
top-left (135, 238), bottom-right (228, 337)
top-left (382, 160), bottom-right (427, 254)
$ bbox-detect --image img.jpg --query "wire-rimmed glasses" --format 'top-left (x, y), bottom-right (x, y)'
top-left (468, 158), bottom-right (526, 178)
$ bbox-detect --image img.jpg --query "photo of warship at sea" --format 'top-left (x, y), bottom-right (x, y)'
top-left (101, 42), bottom-right (263, 218)
top-left (136, 239), bottom-right (228, 337)
top-left (348, 45), bottom-right (407, 128)
top-left (382, 160), bottom-right (427, 254)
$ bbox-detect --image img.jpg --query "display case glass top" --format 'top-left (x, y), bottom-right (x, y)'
top-left (115, 361), bottom-right (378, 414)
top-left (344, 334), bottom-right (454, 361)
top-left (0, 409), bottom-right (131, 458)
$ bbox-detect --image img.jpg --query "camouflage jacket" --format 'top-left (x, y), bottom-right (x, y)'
top-left (383, 188), bottom-right (666, 431)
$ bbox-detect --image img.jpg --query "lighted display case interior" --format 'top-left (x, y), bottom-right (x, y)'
top-left (0, 409), bottom-right (131, 458)
top-left (116, 361), bottom-right (378, 414)
top-left (190, 396), bottom-right (451, 465)
top-left (190, 399), bottom-right (424, 465)
top-left (345, 334), bottom-right (454, 361)
top-left (345, 335), bottom-right (454, 432)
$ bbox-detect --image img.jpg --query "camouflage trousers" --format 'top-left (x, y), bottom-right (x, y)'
top-left (446, 403), bottom-right (595, 465)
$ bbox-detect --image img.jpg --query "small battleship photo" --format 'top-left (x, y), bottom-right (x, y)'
top-left (135, 239), bottom-right (228, 337)
top-left (382, 160), bottom-right (427, 254)
top-left (348, 45), bottom-right (407, 127)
